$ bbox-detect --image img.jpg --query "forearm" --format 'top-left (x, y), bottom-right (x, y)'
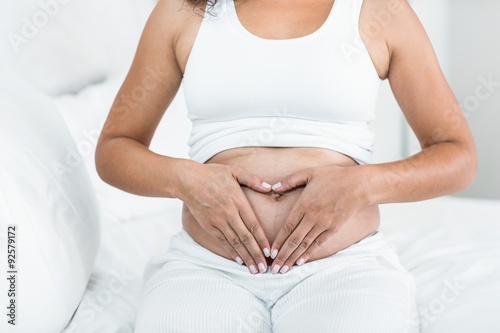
top-left (362, 140), bottom-right (477, 206)
top-left (95, 137), bottom-right (195, 199)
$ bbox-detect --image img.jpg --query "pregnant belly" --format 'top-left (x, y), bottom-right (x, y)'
top-left (182, 147), bottom-right (380, 262)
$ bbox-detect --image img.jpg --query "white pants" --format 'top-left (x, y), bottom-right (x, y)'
top-left (134, 229), bottom-right (419, 333)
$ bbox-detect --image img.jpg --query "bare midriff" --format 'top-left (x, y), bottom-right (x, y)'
top-left (182, 147), bottom-right (380, 263)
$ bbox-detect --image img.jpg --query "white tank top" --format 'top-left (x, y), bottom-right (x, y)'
top-left (182, 0), bottom-right (382, 164)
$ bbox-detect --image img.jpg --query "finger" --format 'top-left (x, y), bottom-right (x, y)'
top-left (235, 197), bottom-right (271, 273)
top-left (210, 227), bottom-right (248, 267)
top-left (270, 214), bottom-right (310, 274)
top-left (213, 225), bottom-right (259, 274)
top-left (296, 230), bottom-right (336, 266)
top-left (283, 227), bottom-right (326, 270)
top-left (269, 204), bottom-right (304, 260)
top-left (238, 200), bottom-right (272, 258)
top-left (271, 168), bottom-right (312, 193)
top-left (230, 165), bottom-right (272, 193)
top-left (229, 219), bottom-right (267, 274)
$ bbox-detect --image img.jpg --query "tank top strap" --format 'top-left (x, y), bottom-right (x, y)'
top-left (349, 0), bottom-right (365, 34)
top-left (321, 0), bottom-right (365, 35)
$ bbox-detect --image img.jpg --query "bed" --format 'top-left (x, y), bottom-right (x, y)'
top-left (1, 1), bottom-right (499, 332)
top-left (61, 194), bottom-right (500, 333)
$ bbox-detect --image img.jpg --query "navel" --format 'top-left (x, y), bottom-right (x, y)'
top-left (269, 192), bottom-right (283, 201)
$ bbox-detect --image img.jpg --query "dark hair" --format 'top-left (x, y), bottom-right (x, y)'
top-left (186, 0), bottom-right (218, 16)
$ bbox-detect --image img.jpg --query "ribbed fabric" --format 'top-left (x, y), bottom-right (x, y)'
top-left (181, 0), bottom-right (383, 165)
top-left (134, 229), bottom-right (419, 332)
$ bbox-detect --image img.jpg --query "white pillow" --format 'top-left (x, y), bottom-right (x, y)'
top-left (0, 0), bottom-right (157, 96)
top-left (0, 67), bottom-right (100, 332)
top-left (55, 74), bottom-right (191, 224)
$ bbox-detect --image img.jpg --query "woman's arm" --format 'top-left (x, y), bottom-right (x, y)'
top-left (96, 0), bottom-right (272, 273)
top-left (361, 0), bottom-right (477, 204)
top-left (96, 0), bottom-right (185, 198)
top-left (268, 0), bottom-right (477, 272)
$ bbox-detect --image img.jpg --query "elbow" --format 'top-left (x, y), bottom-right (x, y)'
top-left (456, 140), bottom-right (478, 191)
top-left (464, 156), bottom-right (478, 190)
top-left (94, 138), bottom-right (111, 185)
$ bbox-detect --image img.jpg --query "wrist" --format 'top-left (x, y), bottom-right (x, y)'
top-left (165, 157), bottom-right (201, 201)
top-left (350, 164), bottom-right (379, 207)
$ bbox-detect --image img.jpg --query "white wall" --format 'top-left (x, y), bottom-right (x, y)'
top-left (449, 1), bottom-right (500, 199)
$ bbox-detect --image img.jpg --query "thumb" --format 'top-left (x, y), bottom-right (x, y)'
top-left (271, 169), bottom-right (312, 193)
top-left (230, 165), bottom-right (272, 193)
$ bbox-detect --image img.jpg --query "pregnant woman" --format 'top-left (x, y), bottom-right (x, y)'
top-left (95, 0), bottom-right (477, 331)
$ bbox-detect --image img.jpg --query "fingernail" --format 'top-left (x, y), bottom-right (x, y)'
top-left (236, 257), bottom-right (244, 265)
top-left (296, 258), bottom-right (305, 266)
top-left (262, 182), bottom-right (272, 189)
top-left (271, 182), bottom-right (282, 190)
top-left (249, 265), bottom-right (258, 274)
top-left (271, 265), bottom-right (280, 274)
top-left (263, 248), bottom-right (271, 257)
top-left (258, 263), bottom-right (267, 273)
top-left (280, 265), bottom-right (289, 274)
top-left (271, 249), bottom-right (278, 259)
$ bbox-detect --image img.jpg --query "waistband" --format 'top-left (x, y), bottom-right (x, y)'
top-left (142, 227), bottom-right (399, 286)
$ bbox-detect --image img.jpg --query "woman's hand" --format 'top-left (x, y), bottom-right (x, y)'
top-left (178, 162), bottom-right (273, 274)
top-left (269, 165), bottom-right (368, 274)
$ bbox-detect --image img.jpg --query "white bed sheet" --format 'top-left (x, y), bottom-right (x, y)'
top-left (62, 195), bottom-right (500, 333)
top-left (62, 202), bottom-right (184, 333)
top-left (381, 196), bottom-right (500, 332)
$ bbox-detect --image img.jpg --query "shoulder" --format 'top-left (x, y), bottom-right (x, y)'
top-left (360, 0), bottom-right (409, 14)
top-left (360, 0), bottom-right (428, 53)
top-left (144, 0), bottom-right (206, 44)
top-left (136, 0), bottom-right (207, 71)
top-left (359, 0), bottom-right (430, 79)
top-left (359, 0), bottom-right (413, 23)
